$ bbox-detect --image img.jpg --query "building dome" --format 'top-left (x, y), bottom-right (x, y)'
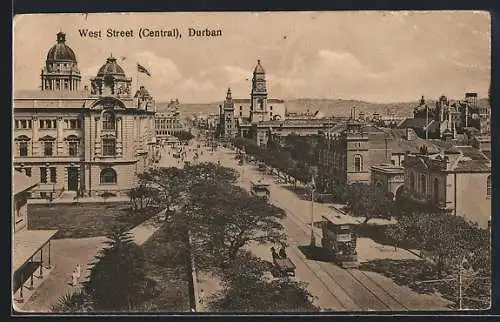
top-left (46, 32), bottom-right (77, 62)
top-left (253, 59), bottom-right (265, 74)
top-left (97, 56), bottom-right (126, 77)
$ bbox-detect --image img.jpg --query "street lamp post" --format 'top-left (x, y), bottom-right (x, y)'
top-left (310, 175), bottom-right (316, 247)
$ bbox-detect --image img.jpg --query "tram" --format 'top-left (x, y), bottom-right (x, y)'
top-left (320, 214), bottom-right (361, 268)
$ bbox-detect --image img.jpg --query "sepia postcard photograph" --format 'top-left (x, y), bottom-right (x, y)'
top-left (12, 11), bottom-right (491, 313)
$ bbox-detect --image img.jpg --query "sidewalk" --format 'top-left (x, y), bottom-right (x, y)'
top-left (28, 196), bottom-right (130, 205)
top-left (16, 208), bottom-right (165, 312)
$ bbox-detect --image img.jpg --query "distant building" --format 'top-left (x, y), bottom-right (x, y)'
top-left (316, 120), bottom-right (441, 194)
top-left (403, 146), bottom-right (491, 228)
top-left (13, 32), bottom-right (157, 198)
top-left (371, 163), bottom-right (405, 199)
top-left (155, 99), bottom-right (183, 144)
top-left (398, 93), bottom-right (490, 140)
top-left (226, 60), bottom-right (336, 146)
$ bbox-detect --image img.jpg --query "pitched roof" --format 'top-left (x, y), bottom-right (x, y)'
top-left (374, 128), bottom-right (441, 154)
top-left (398, 117), bottom-right (439, 132)
top-left (13, 171), bottom-right (38, 195)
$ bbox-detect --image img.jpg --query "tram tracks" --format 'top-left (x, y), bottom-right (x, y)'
top-left (273, 197), bottom-right (410, 311)
top-left (219, 152), bottom-right (411, 311)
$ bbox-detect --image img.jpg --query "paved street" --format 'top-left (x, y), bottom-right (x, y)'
top-left (186, 138), bottom-right (451, 311)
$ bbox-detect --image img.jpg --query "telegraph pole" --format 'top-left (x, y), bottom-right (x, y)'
top-left (310, 175), bottom-right (316, 247)
top-left (425, 105), bottom-right (429, 140)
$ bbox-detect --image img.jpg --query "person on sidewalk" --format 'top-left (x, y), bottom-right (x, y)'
top-left (71, 268), bottom-right (79, 287)
top-left (199, 289), bottom-right (204, 305)
top-left (75, 264), bottom-right (81, 280)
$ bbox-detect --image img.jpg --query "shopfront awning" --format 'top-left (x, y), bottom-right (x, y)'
top-left (13, 230), bottom-right (58, 273)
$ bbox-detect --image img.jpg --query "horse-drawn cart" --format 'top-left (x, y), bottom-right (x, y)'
top-left (272, 257), bottom-right (296, 277)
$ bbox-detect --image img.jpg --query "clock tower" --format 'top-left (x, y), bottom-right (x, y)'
top-left (250, 60), bottom-right (269, 123)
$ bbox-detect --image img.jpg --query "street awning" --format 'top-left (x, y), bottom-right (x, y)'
top-left (13, 230), bottom-right (58, 273)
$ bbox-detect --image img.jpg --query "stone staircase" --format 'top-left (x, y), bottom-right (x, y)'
top-left (57, 191), bottom-right (77, 201)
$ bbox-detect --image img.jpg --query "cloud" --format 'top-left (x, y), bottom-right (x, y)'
top-left (317, 49), bottom-right (382, 79)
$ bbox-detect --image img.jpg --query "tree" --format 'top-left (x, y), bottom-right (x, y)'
top-left (50, 291), bottom-right (93, 313)
top-left (173, 130), bottom-right (194, 143)
top-left (137, 167), bottom-right (186, 220)
top-left (127, 184), bottom-right (159, 212)
top-left (384, 213), bottom-right (490, 277)
top-left (84, 230), bottom-right (152, 311)
top-left (209, 251), bottom-right (318, 312)
top-left (186, 182), bottom-right (286, 269)
top-left (345, 183), bottom-right (394, 223)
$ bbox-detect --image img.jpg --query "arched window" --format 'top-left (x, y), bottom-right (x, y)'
top-left (487, 175), bottom-right (491, 199)
top-left (354, 155), bottom-right (363, 172)
top-left (102, 111), bottom-right (115, 130)
top-left (433, 178), bottom-right (439, 204)
top-left (100, 168), bottom-right (117, 184)
top-left (420, 174), bottom-right (427, 196)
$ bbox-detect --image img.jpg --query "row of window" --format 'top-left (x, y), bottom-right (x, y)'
top-left (14, 119), bottom-right (82, 130)
top-left (408, 173), bottom-right (492, 201)
top-left (15, 167), bottom-right (118, 185)
top-left (156, 130), bottom-right (181, 136)
top-left (17, 141), bottom-right (80, 157)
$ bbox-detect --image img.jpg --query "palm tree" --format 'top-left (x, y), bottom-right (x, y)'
top-left (50, 291), bottom-right (93, 313)
top-left (85, 230), bottom-right (148, 311)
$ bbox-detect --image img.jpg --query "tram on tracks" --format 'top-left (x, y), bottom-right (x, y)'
top-left (320, 213), bottom-right (361, 268)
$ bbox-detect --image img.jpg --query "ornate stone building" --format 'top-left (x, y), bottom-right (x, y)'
top-left (403, 146), bottom-right (491, 228)
top-left (13, 32), bottom-right (157, 198)
top-left (155, 99), bottom-right (183, 145)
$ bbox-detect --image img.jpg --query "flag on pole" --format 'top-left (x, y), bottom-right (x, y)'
top-left (137, 63), bottom-right (152, 77)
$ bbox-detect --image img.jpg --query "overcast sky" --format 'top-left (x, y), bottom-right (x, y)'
top-left (13, 11), bottom-right (490, 103)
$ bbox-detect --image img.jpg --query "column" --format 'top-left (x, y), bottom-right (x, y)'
top-left (95, 117), bottom-right (101, 157)
top-left (32, 116), bottom-right (39, 156)
top-left (116, 117), bottom-right (123, 156)
top-left (57, 117), bottom-right (63, 155)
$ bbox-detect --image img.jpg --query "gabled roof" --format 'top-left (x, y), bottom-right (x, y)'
top-left (398, 117), bottom-right (439, 132)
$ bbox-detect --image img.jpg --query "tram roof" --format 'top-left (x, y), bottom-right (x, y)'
top-left (321, 212), bottom-right (362, 226)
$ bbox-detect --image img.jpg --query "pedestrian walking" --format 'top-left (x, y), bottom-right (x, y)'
top-left (71, 269), bottom-right (79, 287)
top-left (75, 264), bottom-right (81, 280)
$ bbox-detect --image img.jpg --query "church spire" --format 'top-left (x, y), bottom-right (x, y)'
top-left (226, 87), bottom-right (232, 100)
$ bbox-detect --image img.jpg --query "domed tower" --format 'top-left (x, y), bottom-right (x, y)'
top-left (250, 59), bottom-right (269, 123)
top-left (41, 31), bottom-right (81, 91)
top-left (90, 55), bottom-right (132, 97)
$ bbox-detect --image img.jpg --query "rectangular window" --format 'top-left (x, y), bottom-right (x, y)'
top-left (44, 141), bottom-right (53, 156)
top-left (102, 138), bottom-right (116, 156)
top-left (14, 120), bottom-right (20, 129)
top-left (40, 119), bottom-right (56, 129)
top-left (40, 167), bottom-right (48, 183)
top-left (19, 141), bottom-right (28, 157)
top-left (69, 119), bottom-right (81, 129)
top-left (50, 167), bottom-right (57, 183)
top-left (68, 141), bottom-right (78, 156)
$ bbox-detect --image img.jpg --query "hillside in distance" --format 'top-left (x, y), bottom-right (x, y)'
top-left (156, 98), bottom-right (489, 118)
